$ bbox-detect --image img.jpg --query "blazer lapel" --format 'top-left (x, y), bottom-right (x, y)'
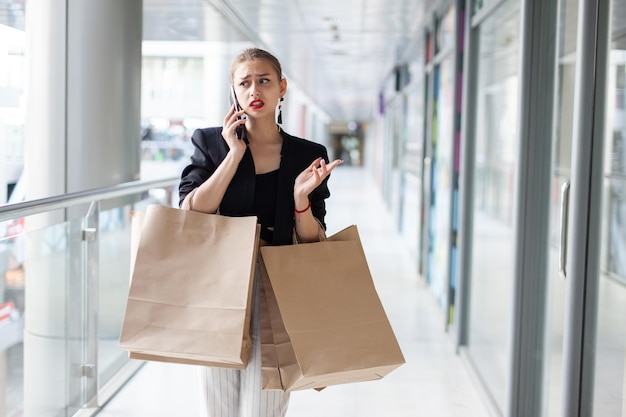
top-left (273, 133), bottom-right (295, 245)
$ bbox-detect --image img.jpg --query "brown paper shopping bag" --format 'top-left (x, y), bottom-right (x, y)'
top-left (259, 276), bottom-right (283, 389)
top-left (119, 204), bottom-right (260, 369)
top-left (259, 225), bottom-right (405, 391)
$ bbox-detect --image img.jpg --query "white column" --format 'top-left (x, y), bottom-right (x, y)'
top-left (24, 0), bottom-right (67, 200)
top-left (66, 0), bottom-right (142, 190)
top-left (203, 42), bottom-right (232, 127)
top-left (23, 2), bottom-right (68, 415)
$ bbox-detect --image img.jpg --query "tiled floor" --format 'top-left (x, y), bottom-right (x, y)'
top-left (97, 166), bottom-right (492, 417)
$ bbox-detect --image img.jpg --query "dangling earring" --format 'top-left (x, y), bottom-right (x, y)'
top-left (277, 97), bottom-right (284, 125)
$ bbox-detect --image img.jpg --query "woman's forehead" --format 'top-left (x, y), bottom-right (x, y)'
top-left (233, 60), bottom-right (278, 79)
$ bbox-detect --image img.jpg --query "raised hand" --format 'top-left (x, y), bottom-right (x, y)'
top-left (293, 157), bottom-right (343, 206)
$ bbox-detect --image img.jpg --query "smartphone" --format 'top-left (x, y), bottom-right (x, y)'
top-left (230, 85), bottom-right (247, 142)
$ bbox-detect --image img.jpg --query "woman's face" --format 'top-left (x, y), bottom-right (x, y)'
top-left (232, 59), bottom-right (286, 121)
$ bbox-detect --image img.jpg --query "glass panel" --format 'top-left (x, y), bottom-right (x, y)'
top-left (97, 205), bottom-right (133, 386)
top-left (543, 0), bottom-right (578, 415)
top-left (1, 216), bottom-right (72, 417)
top-left (0, 223), bottom-right (26, 416)
top-left (390, 100), bottom-right (403, 217)
top-left (1, 187), bottom-right (176, 416)
top-left (593, 0), bottom-right (626, 411)
top-left (97, 188), bottom-right (176, 392)
top-left (604, 53), bottom-right (626, 284)
top-left (428, 55), bottom-right (454, 310)
top-left (140, 56), bottom-right (200, 181)
top-left (141, 0), bottom-right (208, 184)
top-left (402, 70), bottom-right (425, 261)
top-left (467, 0), bottom-right (520, 412)
top-left (436, 4), bottom-right (455, 54)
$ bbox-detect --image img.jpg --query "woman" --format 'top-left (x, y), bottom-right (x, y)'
top-left (178, 48), bottom-right (342, 417)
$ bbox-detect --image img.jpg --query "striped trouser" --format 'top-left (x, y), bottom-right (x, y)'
top-left (196, 266), bottom-right (290, 417)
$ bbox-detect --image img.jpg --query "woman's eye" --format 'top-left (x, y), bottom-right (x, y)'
top-left (239, 81), bottom-right (248, 87)
top-left (259, 78), bottom-right (270, 84)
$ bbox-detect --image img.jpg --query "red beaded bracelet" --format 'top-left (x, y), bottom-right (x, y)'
top-left (294, 200), bottom-right (311, 214)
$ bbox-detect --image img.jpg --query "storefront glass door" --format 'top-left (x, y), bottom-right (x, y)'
top-left (548, 0), bottom-right (626, 415)
top-left (592, 2), bottom-right (626, 413)
top-left (543, 0), bottom-right (578, 415)
top-left (466, 0), bottom-right (520, 412)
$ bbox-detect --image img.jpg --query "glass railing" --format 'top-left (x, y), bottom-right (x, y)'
top-left (0, 177), bottom-right (179, 417)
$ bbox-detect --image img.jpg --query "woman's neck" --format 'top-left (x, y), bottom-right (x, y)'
top-left (245, 117), bottom-right (281, 144)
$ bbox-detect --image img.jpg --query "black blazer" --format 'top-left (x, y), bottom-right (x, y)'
top-left (179, 127), bottom-right (331, 245)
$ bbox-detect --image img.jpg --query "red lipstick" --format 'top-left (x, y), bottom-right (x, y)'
top-left (249, 100), bottom-right (264, 110)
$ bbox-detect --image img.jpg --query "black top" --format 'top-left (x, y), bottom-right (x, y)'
top-left (179, 127), bottom-right (331, 245)
top-left (253, 169), bottom-right (279, 242)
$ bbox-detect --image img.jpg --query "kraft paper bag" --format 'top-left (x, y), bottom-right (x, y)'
top-left (259, 225), bottom-right (405, 391)
top-left (259, 274), bottom-right (283, 389)
top-left (119, 204), bottom-right (260, 369)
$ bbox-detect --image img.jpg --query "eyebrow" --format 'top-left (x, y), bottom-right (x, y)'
top-left (238, 72), bottom-right (273, 80)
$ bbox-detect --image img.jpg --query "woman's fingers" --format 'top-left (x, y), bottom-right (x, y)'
top-left (309, 158), bottom-right (342, 174)
top-left (294, 158), bottom-right (342, 199)
top-left (303, 158), bottom-right (343, 186)
top-left (308, 157), bottom-right (324, 171)
top-left (222, 105), bottom-right (236, 126)
top-left (222, 105), bottom-right (247, 144)
top-left (223, 106), bottom-right (245, 133)
top-left (326, 159), bottom-right (343, 172)
top-left (314, 158), bottom-right (343, 179)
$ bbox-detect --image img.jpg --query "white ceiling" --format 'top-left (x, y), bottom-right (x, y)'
top-left (144, 0), bottom-right (434, 123)
top-left (4, 0), bottom-right (626, 122)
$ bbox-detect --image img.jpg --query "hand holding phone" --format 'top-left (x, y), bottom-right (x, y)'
top-left (230, 86), bottom-right (247, 142)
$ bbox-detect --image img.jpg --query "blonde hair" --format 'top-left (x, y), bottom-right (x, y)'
top-left (230, 48), bottom-right (283, 82)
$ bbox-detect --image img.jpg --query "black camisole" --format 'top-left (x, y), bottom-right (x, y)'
top-left (253, 169), bottom-right (279, 243)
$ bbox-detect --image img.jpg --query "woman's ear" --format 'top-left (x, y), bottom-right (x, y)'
top-left (280, 78), bottom-right (287, 97)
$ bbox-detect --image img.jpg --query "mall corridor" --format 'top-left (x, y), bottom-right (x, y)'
top-left (2, 0), bottom-right (626, 415)
top-left (96, 166), bottom-right (492, 417)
